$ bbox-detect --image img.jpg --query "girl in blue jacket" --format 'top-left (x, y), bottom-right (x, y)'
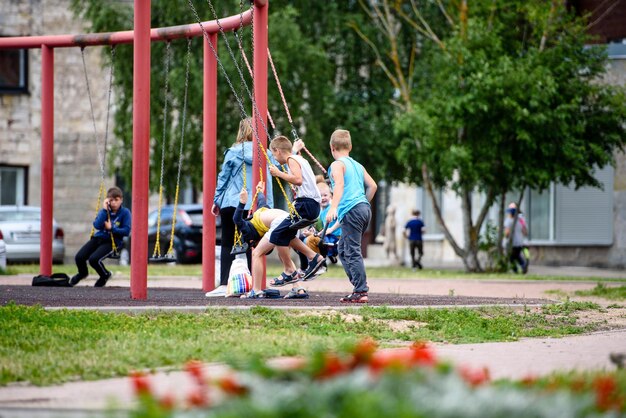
top-left (209, 118), bottom-right (275, 295)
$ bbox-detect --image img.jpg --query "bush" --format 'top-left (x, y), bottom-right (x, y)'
top-left (129, 340), bottom-right (625, 417)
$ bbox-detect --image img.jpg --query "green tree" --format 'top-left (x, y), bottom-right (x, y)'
top-left (359, 0), bottom-right (626, 271)
top-left (71, 0), bottom-right (405, 201)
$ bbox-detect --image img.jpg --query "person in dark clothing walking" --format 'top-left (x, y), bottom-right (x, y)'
top-left (404, 209), bottom-right (425, 270)
top-left (71, 186), bottom-right (131, 287)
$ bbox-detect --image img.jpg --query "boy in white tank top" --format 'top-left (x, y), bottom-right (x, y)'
top-left (244, 136), bottom-right (326, 298)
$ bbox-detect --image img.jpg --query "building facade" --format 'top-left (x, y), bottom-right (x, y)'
top-left (1, 0), bottom-right (115, 259)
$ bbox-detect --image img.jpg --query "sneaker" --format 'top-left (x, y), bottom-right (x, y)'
top-left (305, 261), bottom-right (327, 281)
top-left (329, 255), bottom-right (338, 264)
top-left (315, 264), bottom-right (327, 276)
top-left (340, 292), bottom-right (368, 303)
top-left (94, 272), bottom-right (112, 288)
top-left (205, 285), bottom-right (227, 298)
top-left (70, 274), bottom-right (86, 286)
top-left (301, 254), bottom-right (325, 281)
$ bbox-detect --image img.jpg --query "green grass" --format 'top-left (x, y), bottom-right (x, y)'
top-left (0, 302), bottom-right (605, 386)
top-left (5, 263), bottom-right (626, 282)
top-left (575, 283), bottom-right (626, 300)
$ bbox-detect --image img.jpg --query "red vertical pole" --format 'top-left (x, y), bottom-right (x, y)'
top-left (130, 0), bottom-right (151, 300)
top-left (202, 32), bottom-right (218, 292)
top-left (40, 45), bottom-right (54, 277)
top-left (253, 0), bottom-right (268, 289)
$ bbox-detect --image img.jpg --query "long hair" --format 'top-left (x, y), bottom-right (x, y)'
top-left (235, 118), bottom-right (253, 144)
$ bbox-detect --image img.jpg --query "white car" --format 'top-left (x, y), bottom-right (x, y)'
top-left (0, 206), bottom-right (65, 264)
top-left (0, 230), bottom-right (6, 270)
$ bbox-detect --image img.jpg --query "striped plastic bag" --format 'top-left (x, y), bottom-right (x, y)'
top-left (225, 258), bottom-right (252, 297)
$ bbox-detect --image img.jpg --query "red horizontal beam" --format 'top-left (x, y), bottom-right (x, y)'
top-left (0, 9), bottom-right (252, 49)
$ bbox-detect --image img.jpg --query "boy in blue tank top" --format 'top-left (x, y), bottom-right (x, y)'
top-left (326, 129), bottom-right (378, 303)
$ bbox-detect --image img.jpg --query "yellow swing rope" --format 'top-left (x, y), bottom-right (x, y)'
top-left (232, 155), bottom-right (247, 249)
top-left (164, 38), bottom-right (193, 258)
top-left (152, 42), bottom-right (173, 259)
top-left (90, 181), bottom-right (105, 239)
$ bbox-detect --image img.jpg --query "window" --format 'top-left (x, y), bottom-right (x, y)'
top-left (527, 185), bottom-right (553, 242)
top-left (525, 166), bottom-right (613, 245)
top-left (0, 166), bottom-right (26, 205)
top-left (0, 48), bottom-right (28, 93)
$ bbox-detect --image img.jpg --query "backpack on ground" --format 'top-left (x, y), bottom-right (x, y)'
top-left (32, 273), bottom-right (72, 287)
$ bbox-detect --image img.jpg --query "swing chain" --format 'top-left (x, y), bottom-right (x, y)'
top-left (188, 0), bottom-right (301, 220)
top-left (80, 47), bottom-right (106, 181)
top-left (153, 41), bottom-right (173, 258)
top-left (166, 37), bottom-right (193, 257)
top-left (82, 45), bottom-right (119, 250)
top-left (103, 45), bottom-right (116, 169)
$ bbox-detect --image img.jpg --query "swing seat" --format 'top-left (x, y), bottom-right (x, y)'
top-left (231, 242), bottom-right (249, 255)
top-left (108, 252), bottom-right (121, 260)
top-left (289, 218), bottom-right (317, 230)
top-left (148, 254), bottom-right (177, 264)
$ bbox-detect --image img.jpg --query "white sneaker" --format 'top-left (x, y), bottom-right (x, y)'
top-left (315, 265), bottom-right (327, 276)
top-left (205, 285), bottom-right (227, 297)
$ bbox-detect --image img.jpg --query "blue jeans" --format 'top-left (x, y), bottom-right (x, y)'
top-left (338, 203), bottom-right (371, 293)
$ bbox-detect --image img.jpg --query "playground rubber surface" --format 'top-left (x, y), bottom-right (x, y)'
top-left (0, 284), bottom-right (549, 308)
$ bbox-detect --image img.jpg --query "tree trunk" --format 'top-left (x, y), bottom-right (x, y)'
top-left (423, 164), bottom-right (498, 273)
top-left (496, 191), bottom-right (505, 257)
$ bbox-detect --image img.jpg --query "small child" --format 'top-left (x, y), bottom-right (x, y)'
top-left (263, 136), bottom-right (325, 287)
top-left (404, 209), bottom-right (425, 269)
top-left (326, 129), bottom-right (377, 303)
top-left (71, 187), bottom-right (131, 287)
top-left (236, 181), bottom-right (308, 299)
top-left (317, 182), bottom-right (341, 264)
top-left (233, 181), bottom-right (288, 250)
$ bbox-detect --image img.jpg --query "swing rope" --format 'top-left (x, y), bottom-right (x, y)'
top-left (187, 0), bottom-right (301, 222)
top-left (232, 32), bottom-right (326, 177)
top-left (231, 1), bottom-right (249, 253)
top-left (266, 48), bottom-right (327, 175)
top-left (165, 38), bottom-right (193, 258)
top-left (152, 41), bottom-right (172, 260)
top-left (233, 31), bottom-right (276, 130)
top-left (81, 46), bottom-right (119, 255)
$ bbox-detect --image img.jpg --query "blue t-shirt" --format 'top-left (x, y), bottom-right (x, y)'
top-left (405, 218), bottom-right (424, 241)
top-left (328, 156), bottom-right (369, 222)
top-left (319, 205), bottom-right (341, 237)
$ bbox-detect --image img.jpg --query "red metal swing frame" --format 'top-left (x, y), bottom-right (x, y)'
top-left (0, 0), bottom-right (270, 299)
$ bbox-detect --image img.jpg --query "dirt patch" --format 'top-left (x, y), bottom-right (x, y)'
top-left (574, 307), bottom-right (626, 331)
top-left (296, 310), bottom-right (427, 332)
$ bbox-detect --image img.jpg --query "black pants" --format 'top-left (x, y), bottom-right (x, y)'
top-left (219, 206), bottom-right (251, 286)
top-left (510, 246), bottom-right (527, 273)
top-left (409, 240), bottom-right (424, 268)
top-left (75, 236), bottom-right (115, 279)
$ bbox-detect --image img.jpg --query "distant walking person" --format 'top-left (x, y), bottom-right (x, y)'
top-left (404, 209), bottom-right (425, 270)
top-left (504, 204), bottom-right (528, 274)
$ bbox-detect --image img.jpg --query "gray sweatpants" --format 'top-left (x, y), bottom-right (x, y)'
top-left (338, 202), bottom-right (371, 293)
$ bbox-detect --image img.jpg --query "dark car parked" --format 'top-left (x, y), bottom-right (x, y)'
top-left (122, 204), bottom-right (221, 264)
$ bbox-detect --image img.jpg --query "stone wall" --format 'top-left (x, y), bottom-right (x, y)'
top-left (0, 0), bottom-right (115, 261)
